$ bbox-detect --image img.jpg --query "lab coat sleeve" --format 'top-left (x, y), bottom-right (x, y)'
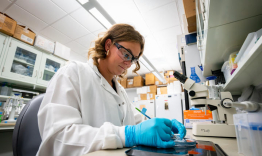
top-left (37, 62), bottom-right (126, 156)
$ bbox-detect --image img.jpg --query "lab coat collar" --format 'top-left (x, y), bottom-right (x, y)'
top-left (87, 59), bottom-right (121, 97)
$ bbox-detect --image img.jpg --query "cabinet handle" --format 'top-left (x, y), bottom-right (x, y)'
top-left (39, 71), bottom-right (42, 79)
top-left (2, 67), bottom-right (4, 72)
top-left (35, 70), bottom-right (38, 77)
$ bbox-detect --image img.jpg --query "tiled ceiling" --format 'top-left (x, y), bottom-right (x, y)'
top-left (1, 0), bottom-right (184, 77)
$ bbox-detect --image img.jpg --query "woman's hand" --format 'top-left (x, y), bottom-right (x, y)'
top-left (125, 118), bottom-right (175, 148)
top-left (171, 119), bottom-right (186, 139)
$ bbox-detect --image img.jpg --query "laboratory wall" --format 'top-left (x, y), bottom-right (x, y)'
top-left (69, 52), bottom-right (87, 63)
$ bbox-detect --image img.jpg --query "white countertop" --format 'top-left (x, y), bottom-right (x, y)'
top-left (83, 129), bottom-right (244, 156)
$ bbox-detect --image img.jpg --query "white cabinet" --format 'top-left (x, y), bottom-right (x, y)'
top-left (0, 37), bottom-right (66, 88)
top-left (2, 38), bottom-right (43, 83)
top-left (37, 53), bottom-right (65, 86)
top-left (0, 33), bottom-right (9, 67)
top-left (196, 0), bottom-right (262, 76)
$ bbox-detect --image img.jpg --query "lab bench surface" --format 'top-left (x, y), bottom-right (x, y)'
top-left (83, 129), bottom-right (244, 156)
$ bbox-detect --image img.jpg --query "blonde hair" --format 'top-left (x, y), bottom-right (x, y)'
top-left (88, 23), bottom-right (145, 78)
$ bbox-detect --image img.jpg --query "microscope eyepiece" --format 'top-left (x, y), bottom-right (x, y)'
top-left (173, 71), bottom-right (187, 84)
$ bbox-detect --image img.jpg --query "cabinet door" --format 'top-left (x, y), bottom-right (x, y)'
top-left (1, 39), bottom-right (42, 83)
top-left (0, 33), bottom-right (9, 66)
top-left (36, 53), bottom-right (65, 86)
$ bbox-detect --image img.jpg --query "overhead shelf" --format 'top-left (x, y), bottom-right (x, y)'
top-left (224, 36), bottom-right (262, 93)
top-left (202, 14), bottom-right (262, 76)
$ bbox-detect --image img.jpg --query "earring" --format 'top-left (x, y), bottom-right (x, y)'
top-left (106, 50), bottom-right (109, 56)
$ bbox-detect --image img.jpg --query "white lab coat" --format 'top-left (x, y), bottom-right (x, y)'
top-left (37, 60), bottom-right (142, 156)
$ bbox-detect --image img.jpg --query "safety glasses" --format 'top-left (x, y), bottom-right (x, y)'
top-left (114, 42), bottom-right (139, 64)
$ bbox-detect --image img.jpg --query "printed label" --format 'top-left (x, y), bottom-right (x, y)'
top-left (21, 34), bottom-right (33, 44)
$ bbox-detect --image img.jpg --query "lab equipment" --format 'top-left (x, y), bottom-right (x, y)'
top-left (125, 140), bottom-right (227, 156)
top-left (155, 94), bottom-right (184, 124)
top-left (171, 119), bottom-right (186, 139)
top-left (0, 83), bottom-right (9, 96)
top-left (221, 61), bottom-right (231, 82)
top-left (125, 118), bottom-right (175, 148)
top-left (2, 94), bottom-right (24, 123)
top-left (232, 102), bottom-right (262, 156)
top-left (173, 71), bottom-right (237, 137)
top-left (228, 52), bottom-right (238, 75)
top-left (135, 107), bottom-right (151, 119)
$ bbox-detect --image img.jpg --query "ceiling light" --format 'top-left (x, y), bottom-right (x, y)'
top-left (78, 0), bottom-right (89, 5)
top-left (89, 8), bottom-right (112, 29)
top-left (152, 71), bottom-right (166, 84)
top-left (139, 56), bottom-right (154, 72)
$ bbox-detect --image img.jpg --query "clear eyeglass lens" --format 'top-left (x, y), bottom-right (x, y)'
top-left (119, 48), bottom-right (132, 60)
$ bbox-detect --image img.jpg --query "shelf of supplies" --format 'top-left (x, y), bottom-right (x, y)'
top-left (13, 58), bottom-right (34, 67)
top-left (202, 14), bottom-right (262, 76)
top-left (44, 68), bottom-right (56, 74)
top-left (125, 85), bottom-right (167, 91)
top-left (0, 95), bottom-right (31, 102)
top-left (223, 36), bottom-right (262, 93)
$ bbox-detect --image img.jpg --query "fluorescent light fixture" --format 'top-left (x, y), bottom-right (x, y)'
top-left (152, 71), bottom-right (166, 84)
top-left (78, 0), bottom-right (89, 5)
top-left (139, 57), bottom-right (154, 72)
top-left (89, 8), bottom-right (112, 29)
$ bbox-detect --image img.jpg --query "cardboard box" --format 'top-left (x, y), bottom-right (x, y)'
top-left (34, 35), bottom-right (55, 53)
top-left (169, 77), bottom-right (178, 84)
top-left (184, 110), bottom-right (213, 128)
top-left (164, 76), bottom-right (169, 84)
top-left (0, 13), bottom-right (17, 36)
top-left (148, 85), bottom-right (157, 94)
top-left (157, 87), bottom-right (167, 95)
top-left (127, 79), bottom-right (133, 88)
top-left (164, 70), bottom-right (174, 76)
top-left (120, 78), bottom-right (127, 88)
top-left (13, 25), bottom-right (36, 45)
top-left (134, 76), bottom-right (144, 87)
top-left (54, 42), bottom-right (70, 60)
top-left (139, 93), bottom-right (156, 100)
top-left (183, 0), bottom-right (196, 32)
top-left (154, 77), bottom-right (163, 85)
top-left (145, 73), bottom-right (155, 86)
top-left (183, 0), bottom-right (196, 19)
top-left (117, 80), bottom-right (120, 84)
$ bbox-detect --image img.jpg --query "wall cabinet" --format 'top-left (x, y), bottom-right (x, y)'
top-left (0, 34), bottom-right (66, 89)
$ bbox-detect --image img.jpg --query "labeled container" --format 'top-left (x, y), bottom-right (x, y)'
top-left (229, 52), bottom-right (238, 75)
top-left (234, 107), bottom-right (262, 156)
top-left (221, 61), bottom-right (231, 83)
top-left (0, 83), bottom-right (9, 96)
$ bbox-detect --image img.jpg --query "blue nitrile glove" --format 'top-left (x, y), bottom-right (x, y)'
top-left (171, 119), bottom-right (186, 139)
top-left (125, 118), bottom-right (175, 148)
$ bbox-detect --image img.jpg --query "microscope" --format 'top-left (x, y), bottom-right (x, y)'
top-left (173, 71), bottom-right (237, 137)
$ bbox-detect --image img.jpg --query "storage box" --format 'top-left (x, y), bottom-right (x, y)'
top-left (234, 109), bottom-right (262, 156)
top-left (139, 93), bottom-right (156, 100)
top-left (184, 110), bottom-right (213, 128)
top-left (148, 85), bottom-right (157, 94)
top-left (0, 13), bottom-right (17, 36)
top-left (54, 42), bottom-right (71, 60)
top-left (169, 77), bottom-right (177, 84)
top-left (117, 80), bottom-right (120, 84)
top-left (127, 79), bottom-right (133, 88)
top-left (183, 0), bottom-right (196, 26)
top-left (164, 76), bottom-right (169, 84)
top-left (157, 87), bottom-right (167, 95)
top-left (120, 78), bottom-right (127, 88)
top-left (154, 77), bottom-right (163, 85)
top-left (34, 35), bottom-right (55, 53)
top-left (145, 73), bottom-right (155, 86)
top-left (164, 70), bottom-right (174, 76)
top-left (13, 25), bottom-right (36, 45)
top-left (133, 76), bottom-right (144, 87)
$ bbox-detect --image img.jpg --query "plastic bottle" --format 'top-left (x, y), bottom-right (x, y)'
top-left (0, 83), bottom-right (9, 96)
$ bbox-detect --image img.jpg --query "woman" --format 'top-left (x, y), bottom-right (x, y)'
top-left (37, 24), bottom-right (186, 156)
